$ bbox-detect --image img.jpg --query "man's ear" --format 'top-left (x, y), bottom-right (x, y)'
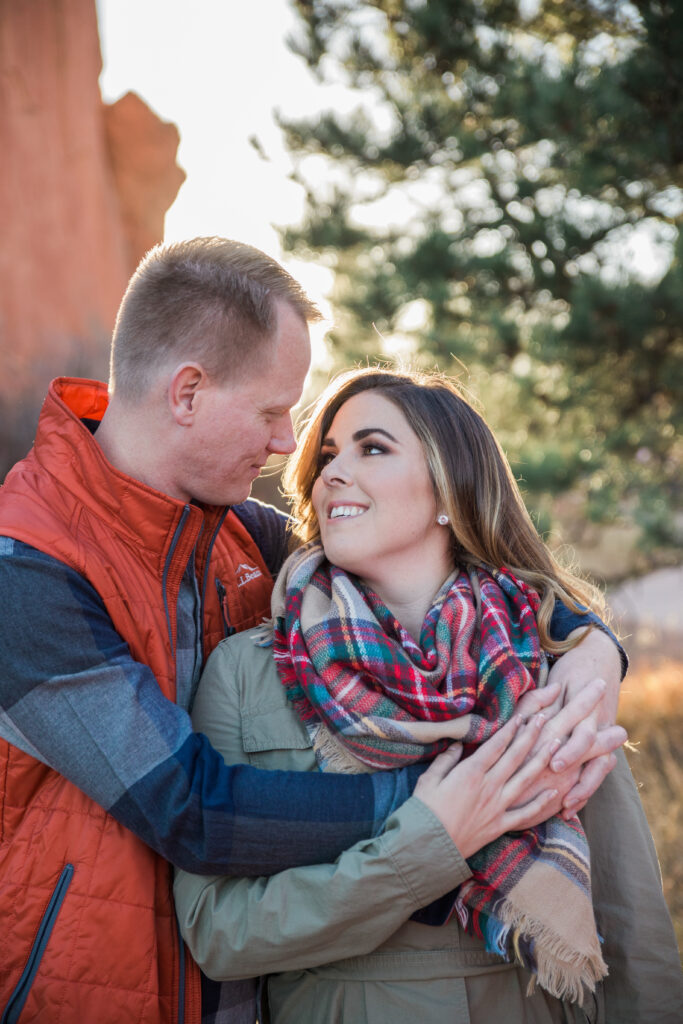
top-left (168, 362), bottom-right (207, 426)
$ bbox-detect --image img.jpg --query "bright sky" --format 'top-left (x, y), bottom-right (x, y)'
top-left (96, 0), bottom-right (346, 357)
top-left (96, 0), bottom-right (672, 343)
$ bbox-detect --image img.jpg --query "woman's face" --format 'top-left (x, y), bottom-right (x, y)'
top-left (311, 390), bottom-right (453, 594)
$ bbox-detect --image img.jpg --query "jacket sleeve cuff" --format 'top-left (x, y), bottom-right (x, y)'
top-left (380, 796), bottom-right (471, 909)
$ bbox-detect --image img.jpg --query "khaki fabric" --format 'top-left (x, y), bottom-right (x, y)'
top-left (175, 629), bottom-right (683, 1024)
top-left (580, 748), bottom-right (683, 1021)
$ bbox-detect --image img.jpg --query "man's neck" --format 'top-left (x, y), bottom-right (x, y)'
top-left (95, 402), bottom-right (181, 500)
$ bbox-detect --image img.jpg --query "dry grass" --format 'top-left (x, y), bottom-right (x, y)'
top-left (617, 658), bottom-right (683, 954)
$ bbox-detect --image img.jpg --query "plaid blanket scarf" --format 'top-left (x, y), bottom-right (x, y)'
top-left (271, 542), bottom-right (607, 1004)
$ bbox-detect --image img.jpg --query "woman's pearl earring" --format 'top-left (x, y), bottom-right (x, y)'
top-left (437, 514), bottom-right (449, 526)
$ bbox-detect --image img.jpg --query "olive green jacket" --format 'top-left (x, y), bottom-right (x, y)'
top-left (174, 630), bottom-right (683, 1024)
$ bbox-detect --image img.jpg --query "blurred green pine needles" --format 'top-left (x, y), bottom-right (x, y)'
top-left (281, 0), bottom-right (682, 559)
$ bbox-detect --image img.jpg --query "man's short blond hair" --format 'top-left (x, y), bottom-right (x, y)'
top-left (109, 237), bottom-right (321, 400)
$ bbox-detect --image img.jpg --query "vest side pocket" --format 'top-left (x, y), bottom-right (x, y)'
top-left (1, 863), bottom-right (74, 1024)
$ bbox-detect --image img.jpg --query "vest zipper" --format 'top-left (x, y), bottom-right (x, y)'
top-left (215, 576), bottom-right (236, 637)
top-left (1, 863), bottom-right (74, 1024)
top-left (201, 508), bottom-right (230, 645)
top-left (162, 505), bottom-right (193, 658)
top-left (168, 504), bottom-right (227, 1023)
top-left (163, 505), bottom-right (194, 1024)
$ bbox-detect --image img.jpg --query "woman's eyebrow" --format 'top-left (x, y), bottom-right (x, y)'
top-left (321, 427), bottom-right (399, 447)
top-left (352, 427), bottom-right (398, 443)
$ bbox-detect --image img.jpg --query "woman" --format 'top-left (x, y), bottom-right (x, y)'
top-left (175, 369), bottom-right (682, 1023)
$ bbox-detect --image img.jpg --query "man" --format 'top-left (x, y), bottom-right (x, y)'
top-left (0, 238), bottom-right (626, 1023)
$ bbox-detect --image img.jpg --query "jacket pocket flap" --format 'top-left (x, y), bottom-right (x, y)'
top-left (241, 707), bottom-right (312, 753)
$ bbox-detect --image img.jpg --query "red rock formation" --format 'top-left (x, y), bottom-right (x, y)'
top-left (0, 0), bottom-right (184, 469)
top-left (104, 92), bottom-right (186, 272)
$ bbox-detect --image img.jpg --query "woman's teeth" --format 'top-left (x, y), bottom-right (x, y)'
top-left (330, 505), bottom-right (366, 519)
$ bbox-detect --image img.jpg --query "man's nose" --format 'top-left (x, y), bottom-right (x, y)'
top-left (267, 413), bottom-right (297, 456)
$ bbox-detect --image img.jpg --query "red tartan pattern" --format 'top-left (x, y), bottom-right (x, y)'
top-left (270, 544), bottom-right (605, 1002)
top-left (274, 546), bottom-right (543, 767)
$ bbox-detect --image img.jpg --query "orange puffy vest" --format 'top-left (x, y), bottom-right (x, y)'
top-left (0, 379), bottom-right (274, 1023)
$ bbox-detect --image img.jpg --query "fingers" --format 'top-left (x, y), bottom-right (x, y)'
top-left (550, 713), bottom-right (627, 775)
top-left (500, 727), bottom-right (562, 805)
top-left (504, 786), bottom-right (560, 832)
top-left (460, 713), bottom-right (520, 774)
top-left (515, 682), bottom-right (561, 720)
top-left (550, 677), bottom-right (606, 737)
top-left (478, 713), bottom-right (547, 780)
top-left (560, 753), bottom-right (618, 818)
top-left (582, 725), bottom-right (628, 761)
top-left (549, 710), bottom-right (598, 772)
top-left (414, 742), bottom-right (464, 790)
top-left (536, 678), bottom-right (605, 773)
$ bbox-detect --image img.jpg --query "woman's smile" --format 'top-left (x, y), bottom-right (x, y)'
top-left (327, 503), bottom-right (368, 520)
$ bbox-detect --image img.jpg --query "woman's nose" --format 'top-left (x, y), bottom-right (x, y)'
top-left (320, 452), bottom-right (352, 485)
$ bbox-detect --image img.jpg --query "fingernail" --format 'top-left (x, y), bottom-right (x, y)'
top-left (549, 738), bottom-right (562, 754)
top-left (515, 713), bottom-right (524, 726)
top-left (551, 758), bottom-right (565, 772)
top-left (534, 713), bottom-right (546, 726)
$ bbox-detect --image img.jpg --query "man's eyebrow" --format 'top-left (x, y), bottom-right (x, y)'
top-left (321, 427), bottom-right (398, 447)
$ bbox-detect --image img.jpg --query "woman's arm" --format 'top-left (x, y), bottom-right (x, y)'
top-left (175, 796), bottom-right (468, 979)
top-left (174, 641), bottom-right (472, 979)
top-left (174, 643), bottom-right (558, 980)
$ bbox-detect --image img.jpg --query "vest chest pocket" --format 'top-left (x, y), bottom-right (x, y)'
top-left (240, 706), bottom-right (315, 772)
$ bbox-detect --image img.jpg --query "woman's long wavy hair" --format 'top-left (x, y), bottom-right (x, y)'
top-left (283, 367), bottom-right (606, 655)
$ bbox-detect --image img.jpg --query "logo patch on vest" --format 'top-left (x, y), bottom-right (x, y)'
top-left (235, 562), bottom-right (263, 587)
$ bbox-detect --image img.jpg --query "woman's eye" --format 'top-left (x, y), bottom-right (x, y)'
top-left (362, 443), bottom-right (385, 456)
top-left (318, 451), bottom-right (335, 467)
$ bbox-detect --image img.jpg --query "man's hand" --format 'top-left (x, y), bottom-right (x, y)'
top-left (516, 627), bottom-right (625, 817)
top-left (414, 713), bottom-right (561, 858)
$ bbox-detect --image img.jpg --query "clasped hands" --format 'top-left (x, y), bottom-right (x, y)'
top-left (518, 624), bottom-right (626, 818)
top-left (414, 627), bottom-right (627, 855)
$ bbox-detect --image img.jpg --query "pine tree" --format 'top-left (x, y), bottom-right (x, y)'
top-left (280, 0), bottom-right (682, 555)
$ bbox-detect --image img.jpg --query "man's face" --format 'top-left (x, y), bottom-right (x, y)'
top-left (176, 300), bottom-right (312, 506)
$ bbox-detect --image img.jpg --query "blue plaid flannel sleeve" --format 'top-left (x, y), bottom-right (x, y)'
top-left (549, 598), bottom-right (627, 677)
top-left (0, 537), bottom-right (418, 876)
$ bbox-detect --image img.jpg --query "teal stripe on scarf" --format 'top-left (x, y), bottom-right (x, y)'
top-left (270, 543), bottom-right (606, 1003)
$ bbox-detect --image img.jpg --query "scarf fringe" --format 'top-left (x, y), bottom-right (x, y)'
top-left (270, 543), bottom-right (603, 1007)
top-left (310, 722), bottom-right (376, 774)
top-left (494, 902), bottom-right (608, 1004)
top-left (251, 617), bottom-right (275, 647)
top-left (310, 719), bottom-right (606, 1004)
